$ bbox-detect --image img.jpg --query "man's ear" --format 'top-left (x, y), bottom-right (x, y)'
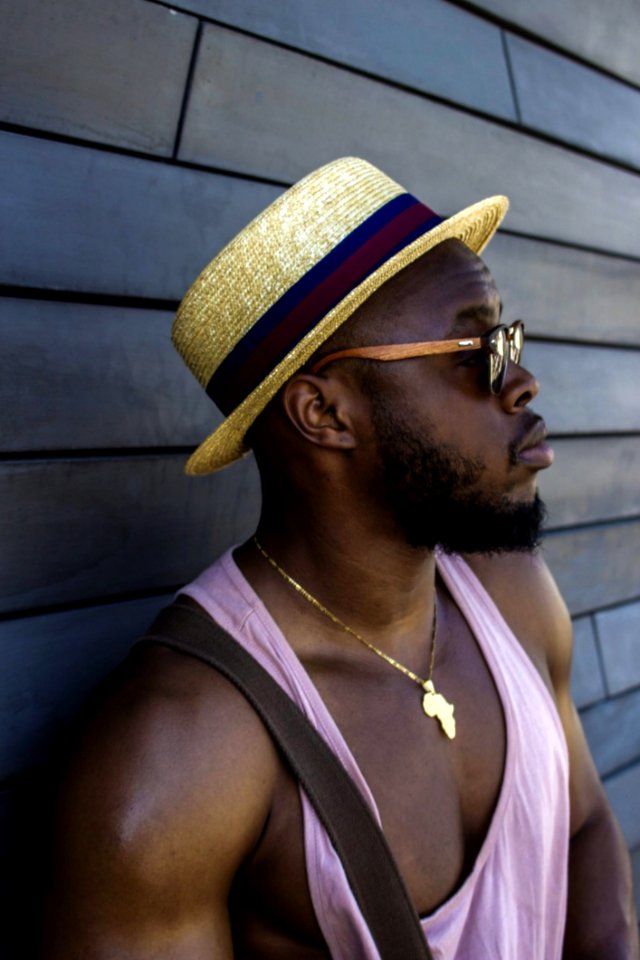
top-left (280, 373), bottom-right (358, 451)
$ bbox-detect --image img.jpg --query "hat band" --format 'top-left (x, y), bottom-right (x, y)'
top-left (206, 192), bottom-right (442, 415)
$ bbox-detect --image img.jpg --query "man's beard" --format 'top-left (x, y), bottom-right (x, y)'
top-left (369, 402), bottom-right (546, 554)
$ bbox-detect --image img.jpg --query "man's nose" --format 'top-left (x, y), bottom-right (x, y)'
top-left (500, 361), bottom-right (539, 411)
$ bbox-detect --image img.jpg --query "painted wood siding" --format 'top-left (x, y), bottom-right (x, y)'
top-left (1, 0), bottom-right (639, 943)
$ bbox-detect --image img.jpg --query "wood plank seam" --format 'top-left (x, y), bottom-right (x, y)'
top-left (172, 18), bottom-right (204, 160)
top-left (500, 28), bottom-right (522, 122)
top-left (0, 119), bottom-right (292, 189)
top-left (142, 0), bottom-right (640, 95)
top-left (5, 13), bottom-right (640, 179)
top-left (445, 0), bottom-right (640, 92)
top-left (591, 611), bottom-right (612, 699)
top-left (578, 612), bottom-right (608, 704)
top-left (2, 125), bottom-right (639, 264)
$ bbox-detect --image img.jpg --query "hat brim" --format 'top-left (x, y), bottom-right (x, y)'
top-left (185, 194), bottom-right (508, 475)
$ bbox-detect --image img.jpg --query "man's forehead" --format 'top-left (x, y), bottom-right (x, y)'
top-left (388, 239), bottom-right (495, 301)
top-left (352, 239), bottom-right (500, 339)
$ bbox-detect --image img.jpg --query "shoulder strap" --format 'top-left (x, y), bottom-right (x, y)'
top-left (138, 600), bottom-right (433, 960)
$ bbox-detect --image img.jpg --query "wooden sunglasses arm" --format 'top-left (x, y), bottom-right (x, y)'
top-left (309, 337), bottom-right (483, 375)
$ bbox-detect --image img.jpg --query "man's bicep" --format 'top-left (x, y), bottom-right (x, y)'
top-left (44, 776), bottom-right (232, 958)
top-left (42, 649), bottom-right (278, 957)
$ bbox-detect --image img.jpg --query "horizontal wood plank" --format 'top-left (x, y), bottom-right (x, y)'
top-left (581, 688), bottom-right (640, 779)
top-left (483, 234), bottom-right (640, 347)
top-left (0, 455), bottom-right (260, 614)
top-left (539, 437), bottom-right (640, 529)
top-left (603, 763), bottom-right (640, 849)
top-left (3, 130), bottom-right (640, 304)
top-left (3, 298), bottom-right (640, 452)
top-left (0, 299), bottom-right (216, 450)
top-left (0, 595), bottom-right (171, 781)
top-left (595, 600), bottom-right (640, 695)
top-left (0, 0), bottom-right (197, 155)
top-left (180, 25), bottom-right (640, 258)
top-left (506, 34), bottom-right (640, 170)
top-left (466, 0), bottom-right (640, 88)
top-left (170, 0), bottom-right (516, 120)
top-left (526, 341), bottom-right (640, 434)
top-left (572, 616), bottom-right (606, 710)
top-left (1, 455), bottom-right (637, 615)
top-left (0, 131), bottom-right (279, 298)
top-left (543, 520), bottom-right (640, 616)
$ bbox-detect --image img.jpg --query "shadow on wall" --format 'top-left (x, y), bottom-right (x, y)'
top-left (0, 576), bottom-right (187, 954)
top-left (2, 729), bottom-right (70, 957)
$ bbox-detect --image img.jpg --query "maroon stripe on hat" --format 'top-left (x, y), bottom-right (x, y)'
top-left (208, 194), bottom-right (442, 414)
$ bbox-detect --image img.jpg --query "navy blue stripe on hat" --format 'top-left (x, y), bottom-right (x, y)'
top-left (207, 193), bottom-right (442, 414)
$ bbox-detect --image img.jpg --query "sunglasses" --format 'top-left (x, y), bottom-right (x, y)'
top-left (309, 320), bottom-right (525, 395)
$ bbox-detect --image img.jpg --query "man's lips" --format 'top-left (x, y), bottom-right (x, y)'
top-left (513, 419), bottom-right (554, 469)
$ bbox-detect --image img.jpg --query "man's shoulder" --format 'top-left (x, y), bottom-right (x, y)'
top-left (58, 635), bottom-right (280, 877)
top-left (104, 637), bottom-right (279, 768)
top-left (463, 548), bottom-right (566, 607)
top-left (44, 617), bottom-right (282, 953)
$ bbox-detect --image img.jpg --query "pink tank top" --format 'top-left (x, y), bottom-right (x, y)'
top-left (181, 548), bottom-right (569, 959)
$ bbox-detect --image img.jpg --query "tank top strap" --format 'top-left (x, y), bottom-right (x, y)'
top-left (435, 551), bottom-right (567, 752)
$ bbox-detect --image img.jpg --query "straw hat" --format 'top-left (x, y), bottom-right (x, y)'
top-left (173, 157), bottom-right (508, 475)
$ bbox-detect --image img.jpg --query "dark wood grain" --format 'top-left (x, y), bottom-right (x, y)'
top-left (539, 437), bottom-right (640, 529)
top-left (527, 342), bottom-right (640, 434)
top-left (0, 595), bottom-right (171, 780)
top-left (0, 0), bottom-right (197, 155)
top-left (0, 455), bottom-right (261, 614)
top-left (506, 34), bottom-right (640, 169)
top-left (466, 0), bottom-right (640, 87)
top-left (0, 131), bottom-right (280, 299)
top-left (572, 616), bottom-right (606, 710)
top-left (172, 0), bottom-right (516, 120)
top-left (581, 688), bottom-right (640, 778)
top-left (0, 299), bottom-right (217, 450)
top-left (543, 521), bottom-right (640, 616)
top-left (484, 234), bottom-right (640, 347)
top-left (179, 25), bottom-right (640, 257)
top-left (595, 600), bottom-right (640, 695)
top-left (603, 763), bottom-right (640, 848)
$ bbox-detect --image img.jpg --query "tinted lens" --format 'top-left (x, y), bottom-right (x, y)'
top-left (487, 326), bottom-right (507, 394)
top-left (509, 321), bottom-right (524, 363)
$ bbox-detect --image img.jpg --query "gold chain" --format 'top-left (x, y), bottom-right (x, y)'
top-left (253, 536), bottom-right (437, 686)
top-left (252, 537), bottom-right (456, 737)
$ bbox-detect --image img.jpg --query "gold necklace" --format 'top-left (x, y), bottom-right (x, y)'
top-left (253, 536), bottom-right (456, 739)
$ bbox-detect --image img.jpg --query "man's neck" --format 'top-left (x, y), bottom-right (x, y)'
top-left (234, 504), bottom-right (438, 656)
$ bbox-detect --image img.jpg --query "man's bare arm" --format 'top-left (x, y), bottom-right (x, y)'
top-left (468, 551), bottom-right (639, 959)
top-left (41, 644), bottom-right (279, 959)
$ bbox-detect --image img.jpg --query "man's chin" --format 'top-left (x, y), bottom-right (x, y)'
top-left (403, 493), bottom-right (548, 555)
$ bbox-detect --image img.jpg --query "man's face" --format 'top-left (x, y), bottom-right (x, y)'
top-left (352, 239), bottom-right (551, 552)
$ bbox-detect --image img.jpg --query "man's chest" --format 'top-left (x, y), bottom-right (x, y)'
top-left (230, 601), bottom-right (509, 954)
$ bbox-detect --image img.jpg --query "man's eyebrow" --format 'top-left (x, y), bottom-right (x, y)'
top-left (445, 302), bottom-right (503, 339)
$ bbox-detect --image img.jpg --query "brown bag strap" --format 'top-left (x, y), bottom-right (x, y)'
top-left (138, 600), bottom-right (433, 960)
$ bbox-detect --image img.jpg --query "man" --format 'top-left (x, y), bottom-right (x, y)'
top-left (43, 158), bottom-right (638, 957)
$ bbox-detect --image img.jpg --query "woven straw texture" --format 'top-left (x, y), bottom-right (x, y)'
top-left (172, 157), bottom-right (508, 474)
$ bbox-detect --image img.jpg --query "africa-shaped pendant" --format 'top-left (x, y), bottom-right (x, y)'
top-left (422, 679), bottom-right (456, 739)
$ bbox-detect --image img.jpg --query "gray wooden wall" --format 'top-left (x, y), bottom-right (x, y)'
top-left (1, 0), bottom-right (639, 939)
